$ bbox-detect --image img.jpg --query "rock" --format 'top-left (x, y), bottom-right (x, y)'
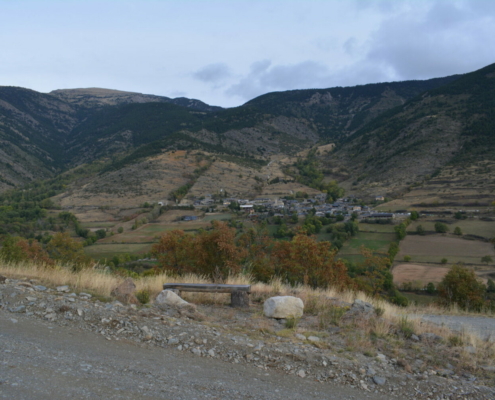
top-left (155, 290), bottom-right (197, 313)
top-left (419, 333), bottom-right (443, 344)
top-left (34, 285), bottom-right (47, 291)
top-left (297, 369), bottom-right (306, 378)
top-left (437, 369), bottom-right (454, 377)
top-left (110, 278), bottom-right (138, 304)
top-left (0, 275), bottom-right (6, 284)
top-left (9, 305), bottom-right (26, 313)
top-left (410, 334), bottom-right (420, 342)
top-left (44, 313), bottom-right (57, 321)
top-left (464, 346), bottom-right (476, 354)
top-left (141, 326), bottom-right (153, 340)
top-left (373, 376), bottom-right (386, 385)
top-left (56, 285), bottom-right (70, 292)
top-left (307, 336), bottom-right (320, 342)
top-left (263, 296), bottom-right (304, 319)
top-left (295, 333), bottom-right (306, 340)
top-left (342, 299), bottom-right (375, 322)
top-left (376, 353), bottom-right (387, 362)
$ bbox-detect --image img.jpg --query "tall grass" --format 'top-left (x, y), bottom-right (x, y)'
top-left (2, 260), bottom-right (494, 357)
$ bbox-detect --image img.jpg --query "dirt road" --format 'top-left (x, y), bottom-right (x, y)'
top-left (0, 312), bottom-right (392, 400)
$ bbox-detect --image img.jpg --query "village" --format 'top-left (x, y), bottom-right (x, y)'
top-left (176, 193), bottom-right (411, 223)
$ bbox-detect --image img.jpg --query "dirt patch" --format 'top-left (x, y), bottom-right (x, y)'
top-left (392, 263), bottom-right (450, 286)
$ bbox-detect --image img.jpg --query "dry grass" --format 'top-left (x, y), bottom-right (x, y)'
top-left (3, 259), bottom-right (495, 362)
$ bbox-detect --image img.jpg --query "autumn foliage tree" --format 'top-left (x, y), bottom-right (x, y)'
top-left (0, 236), bottom-right (54, 266)
top-left (152, 221), bottom-right (246, 282)
top-left (46, 232), bottom-right (92, 269)
top-left (151, 229), bottom-right (194, 275)
top-left (438, 264), bottom-right (486, 311)
top-left (194, 221), bottom-right (247, 282)
top-left (238, 226), bottom-right (274, 283)
top-left (271, 232), bottom-right (353, 290)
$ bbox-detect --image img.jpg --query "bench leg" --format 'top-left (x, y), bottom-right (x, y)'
top-left (231, 291), bottom-right (249, 308)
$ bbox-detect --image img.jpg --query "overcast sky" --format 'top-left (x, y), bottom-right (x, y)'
top-left (1, 0), bottom-right (494, 107)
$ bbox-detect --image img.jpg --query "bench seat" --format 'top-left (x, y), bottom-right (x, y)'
top-left (162, 283), bottom-right (251, 307)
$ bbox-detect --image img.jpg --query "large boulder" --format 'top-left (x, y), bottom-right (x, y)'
top-left (263, 296), bottom-right (304, 319)
top-left (155, 290), bottom-right (196, 313)
top-left (110, 278), bottom-right (139, 304)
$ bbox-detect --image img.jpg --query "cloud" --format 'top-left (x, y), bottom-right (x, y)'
top-left (193, 63), bottom-right (231, 86)
top-left (363, 0), bottom-right (495, 79)
top-left (225, 60), bottom-right (338, 101)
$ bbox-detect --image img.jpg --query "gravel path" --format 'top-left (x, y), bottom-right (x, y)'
top-left (419, 315), bottom-right (495, 341)
top-left (0, 312), bottom-right (392, 400)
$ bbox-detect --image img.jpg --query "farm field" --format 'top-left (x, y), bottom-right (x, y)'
top-left (407, 219), bottom-right (495, 239)
top-left (86, 212), bottom-right (234, 259)
top-left (339, 231), bottom-right (395, 254)
top-left (392, 263), bottom-right (451, 286)
top-left (337, 230), bottom-right (395, 265)
top-left (85, 243), bottom-right (151, 260)
top-left (358, 223), bottom-right (396, 233)
top-left (396, 235), bottom-right (495, 265)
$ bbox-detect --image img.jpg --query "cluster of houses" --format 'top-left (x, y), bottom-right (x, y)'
top-left (179, 193), bottom-right (408, 221)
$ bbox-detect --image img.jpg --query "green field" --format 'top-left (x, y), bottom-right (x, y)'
top-left (407, 219), bottom-right (494, 239)
top-left (339, 232), bottom-right (396, 255)
top-left (402, 292), bottom-right (437, 306)
top-left (80, 222), bottom-right (116, 229)
top-left (84, 243), bottom-right (152, 260)
top-left (358, 223), bottom-right (396, 233)
top-left (203, 213), bottom-right (232, 222)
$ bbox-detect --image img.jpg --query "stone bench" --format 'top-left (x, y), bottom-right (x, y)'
top-left (162, 283), bottom-right (251, 308)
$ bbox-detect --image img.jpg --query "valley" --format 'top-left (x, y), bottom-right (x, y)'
top-left (1, 62), bottom-right (495, 311)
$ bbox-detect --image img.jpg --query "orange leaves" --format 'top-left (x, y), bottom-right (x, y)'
top-left (271, 233), bottom-right (353, 290)
top-left (151, 229), bottom-right (194, 275)
top-left (152, 221), bottom-right (246, 282)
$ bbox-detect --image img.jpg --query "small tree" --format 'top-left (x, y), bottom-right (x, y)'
top-left (435, 222), bottom-right (449, 233)
top-left (403, 255), bottom-right (411, 262)
top-left (410, 211), bottom-right (419, 221)
top-left (438, 264), bottom-right (486, 311)
top-left (416, 225), bottom-right (425, 235)
top-left (481, 255), bottom-right (493, 265)
top-left (441, 258), bottom-right (448, 264)
top-left (453, 226), bottom-right (462, 236)
top-left (425, 282), bottom-right (436, 294)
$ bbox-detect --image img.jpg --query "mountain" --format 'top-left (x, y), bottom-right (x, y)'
top-left (325, 62), bottom-right (495, 197)
top-left (0, 87), bottom-right (222, 191)
top-left (3, 63), bottom-right (495, 206)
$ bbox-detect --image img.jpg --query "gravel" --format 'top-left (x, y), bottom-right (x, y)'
top-left (1, 277), bottom-right (495, 400)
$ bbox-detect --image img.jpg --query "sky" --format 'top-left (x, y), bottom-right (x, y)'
top-left (1, 0), bottom-right (495, 107)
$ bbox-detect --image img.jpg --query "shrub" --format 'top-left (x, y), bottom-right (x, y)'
top-left (398, 316), bottom-right (415, 338)
top-left (435, 222), bottom-right (449, 233)
top-left (403, 255), bottom-right (411, 262)
top-left (136, 289), bottom-right (150, 304)
top-left (453, 226), bottom-right (462, 236)
top-left (117, 227), bottom-right (124, 234)
top-left (284, 316), bottom-right (300, 329)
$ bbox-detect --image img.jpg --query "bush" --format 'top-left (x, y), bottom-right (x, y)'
top-left (398, 316), bottom-right (415, 338)
top-left (136, 289), bottom-right (150, 304)
top-left (117, 227), bottom-right (124, 234)
top-left (435, 222), bottom-right (449, 233)
top-left (453, 226), bottom-right (462, 236)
